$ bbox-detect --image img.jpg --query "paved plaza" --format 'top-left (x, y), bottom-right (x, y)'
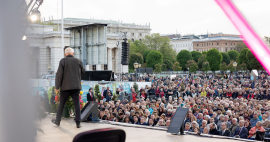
top-left (36, 115), bottom-right (244, 142)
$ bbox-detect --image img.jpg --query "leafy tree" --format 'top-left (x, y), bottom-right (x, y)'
top-left (143, 50), bottom-right (150, 63)
top-left (186, 60), bottom-right (198, 73)
top-left (191, 51), bottom-right (202, 62)
top-left (198, 54), bottom-right (206, 69)
top-left (173, 62), bottom-right (182, 71)
top-left (227, 60), bottom-right (236, 73)
top-left (129, 40), bottom-right (148, 55)
top-left (202, 51), bottom-right (207, 55)
top-left (129, 53), bottom-right (143, 70)
top-left (235, 43), bottom-right (248, 53)
top-left (220, 62), bottom-right (228, 72)
top-left (154, 63), bottom-right (163, 73)
top-left (246, 50), bottom-right (262, 70)
top-left (201, 61), bottom-right (211, 72)
top-left (176, 50), bottom-right (193, 71)
top-left (237, 63), bottom-right (248, 71)
top-left (238, 48), bottom-right (249, 65)
top-left (206, 48), bottom-right (222, 71)
top-left (143, 33), bottom-right (176, 60)
top-left (146, 50), bottom-right (163, 69)
top-left (94, 84), bottom-right (101, 100)
top-left (133, 83), bottom-right (139, 94)
top-left (163, 57), bottom-right (173, 70)
top-left (227, 50), bottom-right (239, 61)
top-left (221, 52), bottom-right (230, 65)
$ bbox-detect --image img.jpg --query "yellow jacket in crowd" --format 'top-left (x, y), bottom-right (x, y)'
top-left (201, 91), bottom-right (207, 97)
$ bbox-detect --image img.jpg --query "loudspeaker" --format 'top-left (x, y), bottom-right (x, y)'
top-left (81, 71), bottom-right (114, 81)
top-left (81, 102), bottom-right (98, 122)
top-left (73, 128), bottom-right (126, 142)
top-left (167, 108), bottom-right (189, 134)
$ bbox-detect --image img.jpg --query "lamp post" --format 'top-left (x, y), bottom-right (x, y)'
top-left (187, 67), bottom-right (190, 76)
top-left (138, 63), bottom-right (141, 82)
top-left (134, 62), bottom-right (139, 82)
top-left (233, 62), bottom-right (237, 78)
top-left (47, 64), bottom-right (52, 88)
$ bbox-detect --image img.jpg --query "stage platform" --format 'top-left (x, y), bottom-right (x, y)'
top-left (36, 115), bottom-right (246, 142)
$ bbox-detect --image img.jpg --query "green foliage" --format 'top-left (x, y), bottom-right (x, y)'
top-left (227, 60), bottom-right (236, 72)
top-left (133, 83), bottom-right (139, 94)
top-left (143, 33), bottom-right (176, 60)
top-left (221, 52), bottom-right (230, 65)
top-left (129, 53), bottom-right (143, 70)
top-left (206, 48), bottom-right (222, 71)
top-left (186, 60), bottom-right (198, 73)
top-left (265, 36), bottom-right (270, 45)
top-left (163, 57), bottom-right (173, 70)
top-left (235, 43), bottom-right (248, 53)
top-left (146, 50), bottom-right (163, 69)
top-left (154, 63), bottom-right (163, 73)
top-left (129, 40), bottom-right (148, 55)
top-left (176, 50), bottom-right (193, 71)
top-left (202, 51), bottom-right (207, 55)
top-left (220, 62), bottom-right (228, 71)
top-left (143, 50), bottom-right (151, 63)
top-left (246, 50), bottom-right (262, 70)
top-left (191, 51), bottom-right (202, 62)
top-left (94, 84), bottom-right (101, 100)
top-left (227, 50), bottom-right (239, 61)
top-left (173, 62), bottom-right (182, 71)
top-left (201, 61), bottom-right (211, 72)
top-left (237, 63), bottom-right (248, 71)
top-left (238, 48), bottom-right (249, 65)
top-left (198, 54), bottom-right (207, 69)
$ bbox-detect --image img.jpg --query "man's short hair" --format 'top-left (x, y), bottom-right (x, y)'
top-left (89, 88), bottom-right (92, 91)
top-left (65, 47), bottom-right (74, 54)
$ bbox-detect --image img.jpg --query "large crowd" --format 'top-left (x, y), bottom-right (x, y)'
top-left (92, 71), bottom-right (270, 141)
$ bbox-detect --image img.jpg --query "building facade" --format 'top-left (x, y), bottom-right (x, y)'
top-left (26, 18), bottom-right (151, 78)
top-left (193, 34), bottom-right (243, 52)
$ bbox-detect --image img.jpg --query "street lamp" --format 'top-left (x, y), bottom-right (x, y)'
top-left (138, 63), bottom-right (141, 81)
top-left (233, 62), bottom-right (237, 77)
top-left (47, 63), bottom-right (52, 88)
top-left (134, 62), bottom-right (139, 82)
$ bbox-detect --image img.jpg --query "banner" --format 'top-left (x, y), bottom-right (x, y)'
top-left (81, 85), bottom-right (90, 102)
top-left (124, 83), bottom-right (131, 93)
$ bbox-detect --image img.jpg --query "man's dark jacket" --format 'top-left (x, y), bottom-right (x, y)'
top-left (209, 128), bottom-right (220, 135)
top-left (55, 55), bottom-right (85, 91)
top-left (87, 92), bottom-right (95, 102)
top-left (233, 127), bottom-right (248, 138)
top-left (219, 130), bottom-right (231, 137)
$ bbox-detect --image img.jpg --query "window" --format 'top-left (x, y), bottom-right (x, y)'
top-left (92, 65), bottom-right (96, 71)
top-left (197, 44), bottom-right (199, 47)
top-left (104, 64), bottom-right (108, 70)
top-left (132, 33), bottom-right (135, 36)
top-left (212, 43), bottom-right (213, 45)
top-left (225, 43), bottom-right (227, 45)
top-left (202, 44), bottom-right (203, 46)
top-left (139, 39), bottom-right (141, 41)
top-left (132, 38), bottom-right (134, 42)
top-left (231, 43), bottom-right (232, 45)
top-left (207, 43), bottom-right (208, 46)
top-left (217, 42), bottom-right (219, 45)
top-left (226, 48), bottom-right (228, 52)
top-left (139, 33), bottom-right (142, 36)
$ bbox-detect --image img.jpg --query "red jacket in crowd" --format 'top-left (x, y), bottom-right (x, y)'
top-left (155, 89), bottom-right (160, 96)
top-left (247, 94), bottom-right (254, 99)
top-left (227, 92), bottom-right (232, 97)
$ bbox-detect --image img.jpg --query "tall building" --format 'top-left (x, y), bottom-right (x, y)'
top-left (25, 18), bottom-right (151, 78)
top-left (193, 33), bottom-right (243, 52)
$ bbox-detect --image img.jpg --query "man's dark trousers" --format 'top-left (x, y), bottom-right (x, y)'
top-left (56, 89), bottom-right (81, 124)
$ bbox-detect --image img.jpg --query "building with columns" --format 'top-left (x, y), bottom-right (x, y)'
top-left (193, 34), bottom-right (243, 52)
top-left (25, 18), bottom-right (151, 78)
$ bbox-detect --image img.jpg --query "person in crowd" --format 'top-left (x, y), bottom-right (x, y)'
top-left (103, 87), bottom-right (112, 102)
top-left (185, 122), bottom-right (193, 132)
top-left (229, 118), bottom-right (239, 133)
top-left (248, 121), bottom-right (265, 140)
top-left (133, 115), bottom-right (139, 124)
top-left (139, 116), bottom-right (148, 126)
top-left (233, 120), bottom-right (248, 138)
top-left (220, 122), bottom-right (231, 137)
top-left (209, 123), bottom-right (220, 135)
top-left (203, 127), bottom-right (209, 134)
top-left (250, 112), bottom-right (260, 127)
top-left (200, 120), bottom-right (207, 132)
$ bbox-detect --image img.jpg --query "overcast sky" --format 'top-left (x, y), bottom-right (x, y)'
top-left (37, 0), bottom-right (270, 37)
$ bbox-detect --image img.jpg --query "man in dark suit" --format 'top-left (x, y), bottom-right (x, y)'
top-left (220, 122), bottom-right (231, 137)
top-left (103, 87), bottom-right (112, 102)
top-left (52, 47), bottom-right (85, 128)
top-left (87, 88), bottom-right (95, 102)
top-left (209, 123), bottom-right (220, 135)
top-left (233, 120), bottom-right (248, 138)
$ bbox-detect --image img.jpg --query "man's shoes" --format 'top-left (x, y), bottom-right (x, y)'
top-left (51, 119), bottom-right (60, 126)
top-left (76, 123), bottom-right (82, 128)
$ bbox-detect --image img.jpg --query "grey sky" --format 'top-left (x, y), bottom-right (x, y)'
top-left (38, 0), bottom-right (270, 37)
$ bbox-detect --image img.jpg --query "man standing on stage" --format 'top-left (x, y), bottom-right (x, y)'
top-left (52, 47), bottom-right (85, 128)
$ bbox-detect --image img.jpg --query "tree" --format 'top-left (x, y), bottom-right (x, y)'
top-left (238, 48), bottom-right (249, 65)
top-left (227, 60), bottom-right (235, 73)
top-left (143, 33), bottom-right (176, 60)
top-left (94, 84), bottom-right (101, 100)
top-left (133, 83), bottom-right (139, 94)
top-left (129, 53), bottom-right (143, 70)
top-left (198, 54), bottom-right (206, 69)
top-left (202, 51), bottom-right (207, 55)
top-left (173, 62), bottom-right (182, 71)
top-left (154, 63), bottom-right (163, 73)
top-left (163, 57), bottom-right (173, 70)
top-left (221, 52), bottom-right (230, 65)
top-left (146, 50), bottom-right (163, 69)
top-left (237, 63), bottom-right (248, 71)
top-left (227, 50), bottom-right (239, 61)
top-left (206, 48), bottom-right (222, 71)
top-left (143, 50), bottom-right (150, 63)
top-left (176, 50), bottom-right (193, 71)
top-left (186, 60), bottom-right (198, 73)
top-left (191, 51), bottom-right (202, 62)
top-left (246, 50), bottom-right (262, 70)
top-left (129, 40), bottom-right (148, 55)
top-left (235, 43), bottom-right (248, 53)
top-left (220, 62), bottom-right (228, 73)
top-left (201, 61), bottom-right (211, 73)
